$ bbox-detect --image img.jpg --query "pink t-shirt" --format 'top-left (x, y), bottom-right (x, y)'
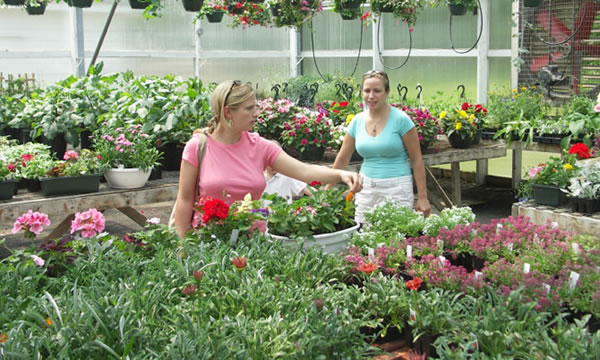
top-left (182, 131), bottom-right (281, 205)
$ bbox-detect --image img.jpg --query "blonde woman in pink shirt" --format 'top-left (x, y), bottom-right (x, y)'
top-left (174, 80), bottom-right (363, 238)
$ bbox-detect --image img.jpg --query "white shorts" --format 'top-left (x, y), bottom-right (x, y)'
top-left (355, 174), bottom-right (414, 223)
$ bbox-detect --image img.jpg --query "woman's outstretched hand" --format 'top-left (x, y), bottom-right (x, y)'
top-left (340, 171), bottom-right (362, 194)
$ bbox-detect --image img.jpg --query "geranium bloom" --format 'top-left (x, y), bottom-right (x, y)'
top-left (7, 163), bottom-right (16, 172)
top-left (232, 256), bottom-right (247, 270)
top-left (70, 208), bottom-right (105, 238)
top-left (406, 277), bottom-right (423, 291)
top-left (358, 262), bottom-right (378, 275)
top-left (31, 254), bottom-right (45, 267)
top-left (528, 166), bottom-right (543, 178)
top-left (569, 143), bottom-right (591, 159)
top-left (12, 210), bottom-right (51, 239)
top-left (183, 284), bottom-right (197, 296)
top-left (63, 151), bottom-right (79, 161)
top-left (200, 198), bottom-right (229, 223)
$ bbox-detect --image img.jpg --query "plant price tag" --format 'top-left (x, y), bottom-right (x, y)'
top-left (437, 239), bottom-right (444, 251)
top-left (368, 247), bottom-right (374, 258)
top-left (542, 283), bottom-right (551, 295)
top-left (439, 255), bottom-right (446, 268)
top-left (523, 263), bottom-right (530, 274)
top-left (409, 308), bottom-right (416, 322)
top-left (496, 223), bottom-right (503, 234)
top-left (572, 243), bottom-right (580, 255)
top-left (597, 266), bottom-right (600, 275)
top-left (474, 271), bottom-right (483, 281)
top-left (406, 245), bottom-right (412, 260)
top-left (230, 229), bottom-right (240, 245)
top-left (507, 243), bottom-right (513, 252)
top-left (569, 271), bottom-right (580, 290)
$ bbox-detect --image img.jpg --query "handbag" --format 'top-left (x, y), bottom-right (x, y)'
top-left (168, 132), bottom-right (208, 229)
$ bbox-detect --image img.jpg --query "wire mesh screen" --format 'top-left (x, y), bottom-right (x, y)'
top-left (518, 0), bottom-right (600, 98)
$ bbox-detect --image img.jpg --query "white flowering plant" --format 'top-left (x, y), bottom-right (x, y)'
top-left (562, 161), bottom-right (600, 200)
top-left (422, 206), bottom-right (476, 237)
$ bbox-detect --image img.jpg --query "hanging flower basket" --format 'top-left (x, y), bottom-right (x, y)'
top-left (523, 0), bottom-right (542, 7)
top-left (3, 0), bottom-right (25, 5)
top-left (67, 0), bottom-right (94, 7)
top-left (375, 3), bottom-right (393, 12)
top-left (206, 9), bottom-right (225, 22)
top-left (129, 0), bottom-right (149, 9)
top-left (182, 0), bottom-right (204, 12)
top-left (25, 2), bottom-right (47, 15)
top-left (448, 4), bottom-right (467, 16)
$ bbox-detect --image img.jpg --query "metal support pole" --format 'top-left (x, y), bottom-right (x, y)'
top-left (88, 0), bottom-right (119, 74)
top-left (476, 0), bottom-right (490, 104)
top-left (70, 7), bottom-right (85, 77)
top-left (372, 15), bottom-right (384, 70)
top-left (195, 22), bottom-right (202, 78)
top-left (289, 27), bottom-right (301, 77)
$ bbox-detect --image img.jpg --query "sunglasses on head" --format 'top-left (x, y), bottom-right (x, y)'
top-left (363, 70), bottom-right (388, 78)
top-left (224, 80), bottom-right (243, 105)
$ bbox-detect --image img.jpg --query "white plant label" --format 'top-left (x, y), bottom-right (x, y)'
top-left (406, 245), bottom-right (412, 260)
top-left (439, 255), bottom-right (446, 268)
top-left (474, 271), bottom-right (483, 281)
top-left (569, 271), bottom-right (580, 290)
top-left (572, 243), bottom-right (580, 255)
top-left (523, 263), bottom-right (530, 274)
top-left (368, 247), bottom-right (374, 258)
top-left (496, 223), bottom-right (503, 234)
top-left (543, 283), bottom-right (551, 295)
top-left (437, 239), bottom-right (444, 250)
top-left (552, 222), bottom-right (559, 229)
top-left (409, 308), bottom-right (416, 322)
top-left (507, 243), bottom-right (513, 252)
top-left (230, 229), bottom-right (240, 245)
top-left (597, 266), bottom-right (600, 275)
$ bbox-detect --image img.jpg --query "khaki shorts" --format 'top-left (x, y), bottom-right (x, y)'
top-left (355, 174), bottom-right (414, 223)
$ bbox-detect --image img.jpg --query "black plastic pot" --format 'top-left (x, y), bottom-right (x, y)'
top-left (569, 197), bottom-right (600, 214)
top-left (25, 2), bottom-right (46, 15)
top-left (68, 0), bottom-right (93, 7)
top-left (129, 0), bottom-right (149, 9)
top-left (448, 132), bottom-right (474, 149)
top-left (3, 0), bottom-right (25, 6)
top-left (40, 134), bottom-right (67, 161)
top-left (149, 167), bottom-right (162, 181)
top-left (39, 174), bottom-right (101, 196)
top-left (300, 146), bottom-right (325, 162)
top-left (182, 0), bottom-right (203, 12)
top-left (375, 3), bottom-right (394, 12)
top-left (532, 184), bottom-right (567, 207)
top-left (157, 142), bottom-right (184, 171)
top-left (448, 3), bottom-right (467, 16)
top-left (206, 10), bottom-right (225, 22)
top-left (80, 130), bottom-right (94, 150)
top-left (0, 179), bottom-right (18, 201)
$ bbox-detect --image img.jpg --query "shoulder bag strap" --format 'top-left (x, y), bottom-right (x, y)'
top-left (194, 132), bottom-right (208, 198)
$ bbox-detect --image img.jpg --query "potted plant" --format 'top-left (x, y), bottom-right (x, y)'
top-left (266, 186), bottom-right (358, 254)
top-left (66, 0), bottom-right (93, 8)
top-left (268, 0), bottom-right (322, 28)
top-left (5, 143), bottom-right (54, 192)
top-left (38, 150), bottom-right (103, 196)
top-left (332, 0), bottom-right (363, 20)
top-left (562, 160), bottom-right (600, 214)
top-left (395, 105), bottom-right (441, 150)
top-left (441, 102), bottom-right (482, 149)
top-left (93, 124), bottom-right (162, 189)
top-left (369, 0), bottom-right (426, 27)
top-left (181, 0), bottom-right (203, 11)
top-left (441, 0), bottom-right (477, 16)
top-left (255, 97), bottom-right (296, 142)
top-left (198, 0), bottom-right (227, 22)
top-left (2, 0), bottom-right (26, 5)
top-left (24, 0), bottom-right (47, 14)
top-left (0, 152), bottom-right (20, 200)
top-left (519, 153), bottom-right (578, 206)
top-left (227, 1), bottom-right (272, 28)
top-left (280, 107), bottom-right (334, 161)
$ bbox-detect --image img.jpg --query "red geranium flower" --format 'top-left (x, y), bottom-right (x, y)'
top-left (358, 262), bottom-right (378, 275)
top-left (569, 143), bottom-right (591, 160)
top-left (405, 277), bottom-right (423, 291)
top-left (232, 256), bottom-right (247, 270)
top-left (461, 102), bottom-right (471, 111)
top-left (310, 181), bottom-right (322, 187)
top-left (7, 163), bottom-right (16, 172)
top-left (201, 198), bottom-right (230, 223)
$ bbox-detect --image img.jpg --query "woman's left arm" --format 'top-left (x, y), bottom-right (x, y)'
top-left (271, 150), bottom-right (362, 194)
top-left (402, 127), bottom-right (431, 217)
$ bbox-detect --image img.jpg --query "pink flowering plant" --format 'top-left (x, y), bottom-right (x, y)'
top-left (12, 210), bottom-right (51, 239)
top-left (518, 153), bottom-right (579, 199)
top-left (93, 124), bottom-right (162, 171)
top-left (369, 0), bottom-right (425, 28)
top-left (227, 2), bottom-right (271, 28)
top-left (393, 105), bottom-right (441, 149)
top-left (45, 149), bottom-right (103, 177)
top-left (255, 98), bottom-right (296, 141)
top-left (70, 208), bottom-right (105, 238)
top-left (197, 0), bottom-right (227, 18)
top-left (266, 186), bottom-right (355, 239)
top-left (270, 0), bottom-right (323, 28)
top-left (280, 107), bottom-right (335, 153)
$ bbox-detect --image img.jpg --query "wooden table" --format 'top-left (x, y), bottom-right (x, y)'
top-left (0, 172), bottom-right (179, 239)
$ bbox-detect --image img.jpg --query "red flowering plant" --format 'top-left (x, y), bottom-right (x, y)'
top-left (197, 0), bottom-right (227, 19)
top-left (227, 1), bottom-right (272, 28)
top-left (569, 142), bottom-right (591, 160)
top-left (280, 107), bottom-right (335, 153)
top-left (45, 149), bottom-right (103, 178)
top-left (191, 194), bottom-right (269, 242)
top-left (270, 0), bottom-right (323, 28)
top-left (394, 105), bottom-right (441, 150)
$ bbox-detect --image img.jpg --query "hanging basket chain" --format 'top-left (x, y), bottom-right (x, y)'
top-left (449, 0), bottom-right (484, 54)
top-left (376, 16), bottom-right (413, 70)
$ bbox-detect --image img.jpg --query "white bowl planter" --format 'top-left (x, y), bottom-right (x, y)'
top-left (269, 223), bottom-right (360, 254)
top-left (104, 168), bottom-right (152, 189)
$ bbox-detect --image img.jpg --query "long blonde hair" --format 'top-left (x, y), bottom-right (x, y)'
top-left (205, 80), bottom-right (255, 133)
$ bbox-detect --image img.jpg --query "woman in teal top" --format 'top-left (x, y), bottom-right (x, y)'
top-left (331, 70), bottom-right (430, 223)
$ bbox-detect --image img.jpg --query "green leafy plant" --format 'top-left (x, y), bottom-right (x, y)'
top-left (93, 124), bottom-right (162, 171)
top-left (518, 153), bottom-right (579, 199)
top-left (44, 149), bottom-right (102, 177)
top-left (269, 0), bottom-right (323, 28)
